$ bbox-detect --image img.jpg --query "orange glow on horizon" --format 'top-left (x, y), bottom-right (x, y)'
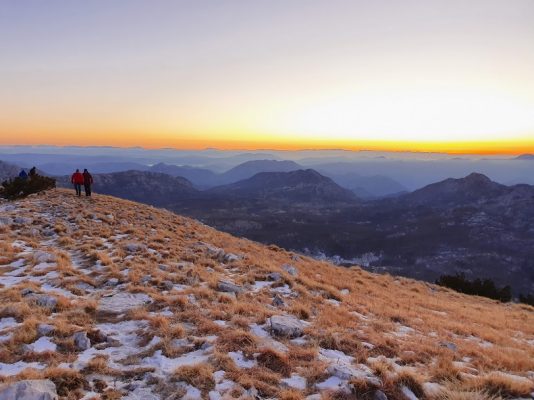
top-left (1, 131), bottom-right (533, 156)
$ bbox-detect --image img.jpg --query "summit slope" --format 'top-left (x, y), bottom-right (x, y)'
top-left (0, 189), bottom-right (533, 399)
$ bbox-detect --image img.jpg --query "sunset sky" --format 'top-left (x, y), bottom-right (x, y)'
top-left (1, 0), bottom-right (533, 154)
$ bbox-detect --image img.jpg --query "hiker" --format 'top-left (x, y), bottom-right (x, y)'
top-left (29, 166), bottom-right (37, 177)
top-left (83, 169), bottom-right (93, 197)
top-left (18, 169), bottom-right (28, 181)
top-left (71, 169), bottom-right (84, 197)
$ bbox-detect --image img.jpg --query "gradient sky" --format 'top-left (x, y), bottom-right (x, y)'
top-left (1, 0), bottom-right (534, 153)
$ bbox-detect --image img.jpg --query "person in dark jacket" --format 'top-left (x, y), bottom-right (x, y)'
top-left (71, 169), bottom-right (84, 196)
top-left (29, 166), bottom-right (37, 178)
top-left (18, 169), bottom-right (28, 180)
top-left (83, 169), bottom-right (93, 197)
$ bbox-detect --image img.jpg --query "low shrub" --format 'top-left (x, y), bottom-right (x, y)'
top-left (0, 174), bottom-right (56, 200)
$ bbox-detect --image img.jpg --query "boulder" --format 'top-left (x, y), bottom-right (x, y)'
top-left (97, 292), bottom-right (153, 315)
top-left (223, 253), bottom-right (240, 263)
top-left (327, 363), bottom-right (381, 386)
top-left (282, 264), bottom-right (298, 276)
top-left (400, 386), bottom-right (419, 400)
top-left (269, 315), bottom-right (304, 338)
top-left (21, 288), bottom-right (35, 296)
top-left (37, 324), bottom-right (54, 336)
top-left (162, 280), bottom-right (174, 291)
top-left (373, 390), bottom-right (388, 400)
top-left (272, 294), bottom-right (285, 307)
top-left (13, 217), bottom-right (33, 225)
top-left (0, 379), bottom-right (58, 400)
top-left (204, 243), bottom-right (226, 261)
top-left (217, 280), bottom-right (244, 294)
top-left (73, 331), bottom-right (91, 351)
top-left (267, 272), bottom-right (282, 282)
top-left (439, 342), bottom-right (457, 352)
top-left (422, 382), bottom-right (444, 398)
top-left (105, 278), bottom-right (119, 287)
top-left (33, 251), bottom-right (56, 264)
top-left (42, 229), bottom-right (55, 237)
top-left (124, 243), bottom-right (145, 253)
top-left (29, 228), bottom-right (40, 237)
top-left (0, 217), bottom-right (13, 227)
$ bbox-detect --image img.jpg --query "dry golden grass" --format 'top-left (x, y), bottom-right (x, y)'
top-left (1, 189), bottom-right (533, 399)
top-left (256, 347), bottom-right (291, 377)
top-left (173, 363), bottom-right (215, 393)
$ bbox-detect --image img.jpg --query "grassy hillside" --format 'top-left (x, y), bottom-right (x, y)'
top-left (0, 189), bottom-right (532, 399)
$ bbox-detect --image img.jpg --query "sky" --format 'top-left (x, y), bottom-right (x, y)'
top-left (1, 0), bottom-right (533, 154)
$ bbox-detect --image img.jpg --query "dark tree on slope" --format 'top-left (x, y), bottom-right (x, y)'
top-left (436, 273), bottom-right (512, 302)
top-left (519, 293), bottom-right (534, 306)
top-left (1, 175), bottom-right (56, 200)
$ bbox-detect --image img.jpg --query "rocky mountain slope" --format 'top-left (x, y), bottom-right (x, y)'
top-left (0, 189), bottom-right (533, 399)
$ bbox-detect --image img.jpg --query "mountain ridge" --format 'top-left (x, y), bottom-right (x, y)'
top-left (207, 169), bottom-right (357, 203)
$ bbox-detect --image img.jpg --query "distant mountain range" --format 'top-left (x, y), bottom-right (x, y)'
top-left (176, 172), bottom-right (533, 296)
top-left (3, 154), bottom-right (534, 296)
top-left (150, 159), bottom-right (304, 189)
top-left (56, 168), bottom-right (357, 206)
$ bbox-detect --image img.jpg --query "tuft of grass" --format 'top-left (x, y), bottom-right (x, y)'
top-left (44, 368), bottom-right (88, 396)
top-left (216, 329), bottom-right (257, 354)
top-left (256, 348), bottom-right (291, 377)
top-left (173, 363), bottom-right (215, 393)
top-left (466, 372), bottom-right (534, 398)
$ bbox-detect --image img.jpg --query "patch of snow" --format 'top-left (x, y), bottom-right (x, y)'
top-left (315, 376), bottom-right (348, 391)
top-left (394, 325), bottom-right (415, 337)
top-left (271, 284), bottom-right (294, 296)
top-left (400, 385), bottom-right (419, 400)
top-left (9, 259), bottom-right (26, 268)
top-left (173, 284), bottom-right (189, 292)
top-left (249, 323), bottom-right (269, 338)
top-left (0, 333), bottom-right (12, 342)
top-left (0, 317), bottom-right (18, 331)
top-left (0, 361), bottom-right (46, 376)
top-left (142, 349), bottom-right (211, 374)
top-left (290, 337), bottom-right (308, 346)
top-left (251, 281), bottom-right (273, 292)
top-left (0, 275), bottom-right (26, 286)
top-left (28, 336), bottom-right (57, 353)
top-left (282, 374), bottom-right (307, 390)
top-left (40, 283), bottom-right (74, 298)
top-left (182, 385), bottom-right (202, 400)
top-left (228, 351), bottom-right (256, 369)
top-left (33, 262), bottom-right (54, 272)
top-left (319, 348), bottom-right (354, 365)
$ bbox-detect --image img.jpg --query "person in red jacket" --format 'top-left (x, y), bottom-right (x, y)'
top-left (71, 169), bottom-right (84, 197)
top-left (83, 169), bottom-right (93, 197)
